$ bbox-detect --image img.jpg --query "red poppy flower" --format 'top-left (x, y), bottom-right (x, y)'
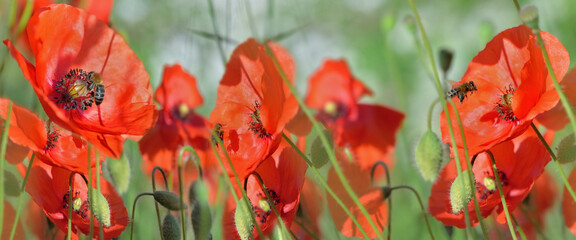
top-left (26, 200), bottom-right (71, 240)
top-left (139, 64), bottom-right (214, 176)
top-left (0, 98), bottom-right (102, 174)
top-left (4, 4), bottom-right (157, 158)
top-left (290, 177), bottom-right (322, 240)
top-left (428, 131), bottom-right (550, 228)
top-left (25, 160), bottom-right (129, 239)
top-left (305, 59), bottom-right (404, 169)
top-left (489, 171), bottom-right (557, 239)
top-left (209, 38), bottom-right (298, 180)
top-left (563, 168), bottom-right (576, 236)
top-left (536, 68), bottom-right (576, 132)
top-left (440, 25), bottom-right (570, 156)
top-left (326, 158), bottom-right (387, 238)
top-left (223, 141), bottom-right (308, 239)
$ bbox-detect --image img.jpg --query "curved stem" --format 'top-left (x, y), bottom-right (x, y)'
top-left (151, 166), bottom-right (168, 240)
top-left (427, 98), bottom-right (440, 130)
top-left (407, 1), bottom-right (475, 237)
top-left (530, 123), bottom-right (576, 201)
top-left (267, 42), bottom-right (383, 239)
top-left (178, 146), bottom-right (204, 240)
top-left (388, 185), bottom-right (435, 240)
top-left (9, 153), bottom-right (35, 240)
top-left (282, 133), bottom-right (371, 239)
top-left (369, 160), bottom-right (392, 240)
top-left (485, 150), bottom-right (517, 240)
top-left (130, 193), bottom-right (155, 240)
top-left (67, 171), bottom-right (75, 240)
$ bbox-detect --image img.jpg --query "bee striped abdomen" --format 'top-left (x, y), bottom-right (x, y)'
top-left (94, 84), bottom-right (105, 105)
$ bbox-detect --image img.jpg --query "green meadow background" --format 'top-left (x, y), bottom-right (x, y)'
top-left (1, 0), bottom-right (576, 239)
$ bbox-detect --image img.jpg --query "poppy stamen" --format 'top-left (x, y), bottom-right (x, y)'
top-left (53, 68), bottom-right (97, 111)
top-left (494, 85), bottom-right (517, 121)
top-left (62, 191), bottom-right (90, 219)
top-left (474, 169), bottom-right (509, 201)
top-left (248, 101), bottom-right (271, 139)
top-left (44, 130), bottom-right (61, 151)
top-left (253, 189), bottom-right (281, 224)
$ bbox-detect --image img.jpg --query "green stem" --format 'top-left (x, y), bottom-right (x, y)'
top-left (245, 172), bottom-right (290, 238)
top-left (388, 185), bottom-right (435, 240)
top-left (178, 147), bottom-right (203, 240)
top-left (151, 167), bottom-right (168, 240)
top-left (9, 153), bottom-right (35, 240)
top-left (370, 161), bottom-right (392, 240)
top-left (206, 0), bottom-right (227, 65)
top-left (282, 134), bottom-right (371, 239)
top-left (15, 0), bottom-right (33, 37)
top-left (510, 214), bottom-right (527, 240)
top-left (518, 205), bottom-right (548, 240)
top-left (485, 150), bottom-right (517, 240)
top-left (130, 193), bottom-right (155, 240)
top-left (209, 136), bottom-right (265, 239)
top-left (530, 123), bottom-right (576, 201)
top-left (0, 101), bottom-right (13, 239)
top-left (512, 0), bottom-right (520, 11)
top-left (87, 145), bottom-right (94, 239)
top-left (266, 42), bottom-right (383, 239)
top-left (95, 150), bottom-right (103, 240)
top-left (407, 1), bottom-right (474, 237)
top-left (533, 30), bottom-right (576, 155)
top-left (427, 98), bottom-right (440, 130)
top-left (68, 172), bottom-right (74, 240)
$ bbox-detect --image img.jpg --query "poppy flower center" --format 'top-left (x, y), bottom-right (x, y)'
top-left (62, 191), bottom-right (90, 219)
top-left (44, 130), bottom-right (60, 151)
top-left (252, 189), bottom-right (280, 224)
top-left (53, 69), bottom-right (100, 111)
top-left (494, 86), bottom-right (517, 121)
top-left (173, 104), bottom-right (190, 120)
top-left (248, 101), bottom-right (271, 139)
top-left (475, 169), bottom-right (509, 201)
top-left (320, 101), bottom-right (347, 122)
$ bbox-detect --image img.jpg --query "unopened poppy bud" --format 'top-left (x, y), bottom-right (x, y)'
top-left (324, 101), bottom-right (338, 118)
top-left (162, 213), bottom-right (181, 240)
top-left (439, 48), bottom-right (454, 74)
top-left (381, 186), bottom-right (392, 200)
top-left (107, 154), bottom-right (130, 194)
top-left (483, 176), bottom-right (496, 191)
top-left (235, 198), bottom-right (254, 240)
top-left (154, 191), bottom-right (187, 211)
top-left (415, 130), bottom-right (444, 182)
top-left (188, 180), bottom-right (200, 207)
top-left (449, 169), bottom-right (474, 214)
top-left (557, 134), bottom-right (576, 164)
top-left (178, 104), bottom-right (190, 119)
top-left (90, 188), bottom-right (111, 227)
top-left (191, 201), bottom-right (213, 240)
top-left (404, 15), bottom-right (416, 33)
top-left (310, 132), bottom-right (333, 168)
top-left (519, 5), bottom-right (539, 30)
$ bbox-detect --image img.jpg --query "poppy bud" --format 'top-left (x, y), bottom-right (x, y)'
top-left (310, 131), bottom-right (333, 168)
top-left (154, 191), bottom-right (187, 211)
top-left (439, 48), bottom-right (454, 74)
top-left (234, 198), bottom-right (254, 240)
top-left (107, 153), bottom-right (131, 194)
top-left (415, 130), bottom-right (444, 182)
top-left (191, 201), bottom-right (213, 240)
top-left (449, 169), bottom-right (474, 214)
top-left (90, 188), bottom-right (111, 227)
top-left (519, 5), bottom-right (539, 30)
top-left (162, 213), bottom-right (181, 240)
top-left (557, 134), bottom-right (576, 164)
top-left (380, 12), bottom-right (396, 33)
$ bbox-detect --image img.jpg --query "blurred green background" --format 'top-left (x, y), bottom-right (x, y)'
top-left (1, 0), bottom-right (576, 239)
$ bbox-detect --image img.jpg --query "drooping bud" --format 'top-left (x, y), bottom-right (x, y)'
top-left (107, 153), bottom-right (131, 194)
top-left (519, 5), bottom-right (539, 30)
top-left (234, 198), bottom-right (254, 240)
top-left (557, 134), bottom-right (576, 164)
top-left (439, 48), bottom-right (454, 75)
top-left (162, 213), bottom-right (181, 240)
top-left (90, 188), bottom-right (111, 227)
top-left (154, 191), bottom-right (187, 211)
top-left (415, 130), bottom-right (444, 182)
top-left (189, 180), bottom-right (213, 240)
top-left (449, 169), bottom-right (475, 214)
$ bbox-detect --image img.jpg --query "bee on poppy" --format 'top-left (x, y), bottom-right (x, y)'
top-left (446, 81), bottom-right (477, 103)
top-left (211, 123), bottom-right (224, 146)
top-left (88, 72), bottom-right (105, 105)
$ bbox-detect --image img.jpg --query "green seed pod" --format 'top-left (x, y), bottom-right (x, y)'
top-left (557, 134), bottom-right (576, 164)
top-left (162, 213), bottom-right (181, 240)
top-left (449, 169), bottom-right (475, 214)
top-left (154, 191), bottom-right (187, 211)
top-left (90, 188), bottom-right (111, 227)
top-left (234, 198), bottom-right (254, 240)
top-left (107, 153), bottom-right (131, 194)
top-left (519, 5), bottom-right (539, 30)
top-left (415, 130), bottom-right (444, 182)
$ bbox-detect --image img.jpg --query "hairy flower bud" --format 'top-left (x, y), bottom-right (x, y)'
top-left (162, 213), bottom-right (181, 240)
top-left (415, 130), bottom-right (444, 182)
top-left (234, 198), bottom-right (254, 240)
top-left (90, 188), bottom-right (111, 227)
top-left (107, 153), bottom-right (131, 194)
top-left (449, 169), bottom-right (474, 214)
top-left (154, 191), bottom-right (187, 211)
top-left (557, 134), bottom-right (576, 164)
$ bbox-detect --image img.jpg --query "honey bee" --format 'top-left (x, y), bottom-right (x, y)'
top-left (446, 81), bottom-right (477, 103)
top-left (87, 72), bottom-right (105, 105)
top-left (211, 123), bottom-right (224, 146)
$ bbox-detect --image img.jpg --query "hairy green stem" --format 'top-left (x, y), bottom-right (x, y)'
top-left (486, 150), bottom-right (517, 240)
top-left (389, 185), bottom-right (435, 240)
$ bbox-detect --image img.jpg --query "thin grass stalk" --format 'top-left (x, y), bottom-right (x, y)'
top-left (485, 150), bottom-right (517, 240)
top-left (130, 193), bottom-right (155, 240)
top-left (0, 101), bottom-right (11, 238)
top-left (9, 153), bottom-right (35, 240)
